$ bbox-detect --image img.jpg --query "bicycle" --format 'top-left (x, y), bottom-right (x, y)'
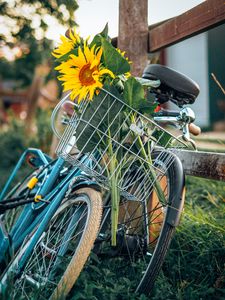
top-left (0, 64), bottom-right (201, 299)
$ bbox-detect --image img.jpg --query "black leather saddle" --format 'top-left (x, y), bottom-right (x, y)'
top-left (142, 64), bottom-right (200, 106)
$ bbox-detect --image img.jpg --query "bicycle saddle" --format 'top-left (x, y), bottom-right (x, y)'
top-left (142, 64), bottom-right (200, 107)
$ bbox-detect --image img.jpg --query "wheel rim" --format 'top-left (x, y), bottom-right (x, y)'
top-left (12, 196), bottom-right (90, 300)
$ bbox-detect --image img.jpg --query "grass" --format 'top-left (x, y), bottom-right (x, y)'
top-left (152, 177), bottom-right (225, 300)
top-left (71, 176), bottom-right (225, 300)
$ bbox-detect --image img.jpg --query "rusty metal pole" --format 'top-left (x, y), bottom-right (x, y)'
top-left (118, 0), bottom-right (148, 76)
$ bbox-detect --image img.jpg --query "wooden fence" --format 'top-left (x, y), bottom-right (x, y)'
top-left (149, 0), bottom-right (225, 52)
top-left (117, 0), bottom-right (225, 181)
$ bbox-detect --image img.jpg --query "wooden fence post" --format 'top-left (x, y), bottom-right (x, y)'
top-left (171, 149), bottom-right (225, 182)
top-left (118, 0), bottom-right (148, 76)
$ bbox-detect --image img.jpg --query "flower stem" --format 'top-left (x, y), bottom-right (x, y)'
top-left (108, 130), bottom-right (120, 246)
top-left (130, 114), bottom-right (166, 204)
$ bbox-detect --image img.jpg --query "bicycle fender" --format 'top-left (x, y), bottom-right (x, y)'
top-left (166, 154), bottom-right (185, 227)
top-left (72, 179), bottom-right (101, 193)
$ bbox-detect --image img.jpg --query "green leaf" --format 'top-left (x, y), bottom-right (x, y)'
top-left (90, 23), bottom-right (110, 49)
top-left (101, 38), bottom-right (130, 75)
top-left (135, 77), bottom-right (160, 88)
top-left (76, 85), bottom-right (125, 153)
top-left (123, 77), bottom-right (157, 115)
top-left (138, 101), bottom-right (158, 115)
top-left (123, 77), bottom-right (145, 109)
top-left (89, 34), bottom-right (103, 50)
top-left (151, 128), bottom-right (172, 147)
top-left (99, 23), bottom-right (109, 38)
top-left (146, 90), bottom-right (156, 103)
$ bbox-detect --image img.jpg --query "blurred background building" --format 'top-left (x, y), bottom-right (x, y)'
top-left (165, 23), bottom-right (225, 129)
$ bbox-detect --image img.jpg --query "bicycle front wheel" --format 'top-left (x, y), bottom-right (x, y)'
top-left (94, 150), bottom-right (185, 296)
top-left (0, 187), bottom-right (102, 300)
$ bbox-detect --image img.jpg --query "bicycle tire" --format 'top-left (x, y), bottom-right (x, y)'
top-left (0, 187), bottom-right (102, 300)
top-left (94, 150), bottom-right (185, 296)
top-left (136, 151), bottom-right (185, 295)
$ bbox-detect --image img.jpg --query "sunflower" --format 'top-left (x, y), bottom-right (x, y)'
top-left (56, 43), bottom-right (115, 102)
top-left (52, 29), bottom-right (81, 59)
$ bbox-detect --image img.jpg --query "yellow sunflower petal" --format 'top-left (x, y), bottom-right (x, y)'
top-left (78, 47), bottom-right (87, 64)
top-left (84, 43), bottom-right (95, 63)
top-left (96, 47), bottom-right (103, 62)
top-left (55, 59), bottom-right (74, 71)
top-left (69, 28), bottom-right (81, 45)
top-left (52, 35), bottom-right (74, 58)
top-left (77, 88), bottom-right (87, 103)
top-left (90, 58), bottom-right (100, 69)
top-left (98, 68), bottom-right (115, 78)
top-left (89, 86), bottom-right (95, 100)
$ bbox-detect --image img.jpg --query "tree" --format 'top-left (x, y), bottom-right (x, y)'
top-left (0, 0), bottom-right (78, 87)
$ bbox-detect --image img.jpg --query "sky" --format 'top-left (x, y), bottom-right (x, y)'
top-left (47, 0), bottom-right (205, 41)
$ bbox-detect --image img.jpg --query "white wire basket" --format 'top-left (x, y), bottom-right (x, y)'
top-left (55, 88), bottom-right (187, 198)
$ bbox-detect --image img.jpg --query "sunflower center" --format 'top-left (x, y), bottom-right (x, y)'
top-left (79, 63), bottom-right (96, 86)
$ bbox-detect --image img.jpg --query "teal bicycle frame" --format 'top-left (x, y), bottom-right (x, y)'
top-left (0, 147), bottom-right (99, 275)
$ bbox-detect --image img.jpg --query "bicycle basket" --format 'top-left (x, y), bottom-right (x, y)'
top-left (56, 88), bottom-right (187, 197)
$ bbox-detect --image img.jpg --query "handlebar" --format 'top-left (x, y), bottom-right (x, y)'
top-left (153, 107), bottom-right (201, 149)
top-left (188, 123), bottom-right (201, 136)
top-left (154, 108), bottom-right (201, 135)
